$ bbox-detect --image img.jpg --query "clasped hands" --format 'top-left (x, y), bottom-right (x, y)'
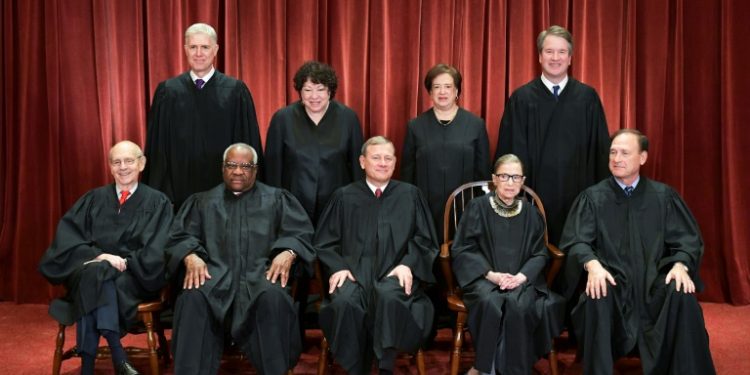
top-left (485, 271), bottom-right (527, 290)
top-left (584, 259), bottom-right (694, 299)
top-left (94, 253), bottom-right (128, 272)
top-left (328, 264), bottom-right (414, 295)
top-left (182, 249), bottom-right (297, 289)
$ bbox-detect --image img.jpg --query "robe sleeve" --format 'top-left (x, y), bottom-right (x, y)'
top-left (474, 119), bottom-right (491, 180)
top-left (38, 192), bottom-right (105, 285)
top-left (657, 188), bottom-right (705, 288)
top-left (165, 193), bottom-right (210, 279)
top-left (347, 113), bottom-right (365, 181)
top-left (399, 188), bottom-right (439, 283)
top-left (269, 190), bottom-right (316, 272)
top-left (124, 194), bottom-right (174, 292)
top-left (236, 82), bottom-right (264, 181)
top-left (587, 92), bottom-right (611, 183)
top-left (518, 206), bottom-right (550, 283)
top-left (142, 82), bottom-right (173, 198)
top-left (559, 191), bottom-right (600, 298)
top-left (400, 122), bottom-right (417, 183)
top-left (496, 95), bottom-right (530, 175)
top-left (451, 198), bottom-right (494, 287)
top-left (314, 189), bottom-right (349, 275)
top-left (264, 111), bottom-right (285, 188)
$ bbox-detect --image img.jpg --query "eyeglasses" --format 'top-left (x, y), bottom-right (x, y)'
top-left (223, 162), bottom-right (258, 172)
top-left (110, 156), bottom-right (141, 167)
top-left (493, 173), bottom-right (524, 183)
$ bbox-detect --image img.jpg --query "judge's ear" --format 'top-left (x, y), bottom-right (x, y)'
top-left (359, 155), bottom-right (366, 169)
top-left (639, 150), bottom-right (648, 165)
top-left (138, 156), bottom-right (147, 172)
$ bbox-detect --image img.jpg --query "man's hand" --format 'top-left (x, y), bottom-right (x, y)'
top-left (499, 272), bottom-right (527, 290)
top-left (266, 250), bottom-right (296, 288)
top-left (585, 260), bottom-right (617, 299)
top-left (665, 262), bottom-right (695, 293)
top-left (328, 270), bottom-right (356, 294)
top-left (387, 264), bottom-right (414, 295)
top-left (183, 253), bottom-right (211, 289)
top-left (96, 253), bottom-right (127, 272)
top-left (485, 271), bottom-right (510, 286)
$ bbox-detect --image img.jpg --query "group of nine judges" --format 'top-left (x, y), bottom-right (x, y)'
top-left (39, 21), bottom-right (715, 375)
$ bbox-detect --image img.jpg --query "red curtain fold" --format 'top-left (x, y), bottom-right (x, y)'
top-left (1, 0), bottom-right (748, 304)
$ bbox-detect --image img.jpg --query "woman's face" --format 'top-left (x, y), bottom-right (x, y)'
top-left (492, 162), bottom-right (525, 202)
top-left (300, 79), bottom-right (331, 115)
top-left (429, 73), bottom-right (458, 110)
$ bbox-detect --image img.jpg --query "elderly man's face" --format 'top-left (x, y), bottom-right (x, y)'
top-left (184, 33), bottom-right (218, 76)
top-left (609, 133), bottom-right (647, 183)
top-left (222, 148), bottom-right (257, 193)
top-left (109, 143), bottom-right (145, 188)
top-left (359, 143), bottom-right (396, 186)
top-left (538, 35), bottom-right (572, 82)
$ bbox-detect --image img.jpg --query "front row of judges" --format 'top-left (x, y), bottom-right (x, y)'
top-left (39, 130), bottom-right (715, 375)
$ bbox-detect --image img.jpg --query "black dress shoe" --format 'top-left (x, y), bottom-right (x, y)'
top-left (116, 361), bottom-right (141, 375)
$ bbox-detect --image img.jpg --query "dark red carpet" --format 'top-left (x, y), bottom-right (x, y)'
top-left (1, 302), bottom-right (747, 374)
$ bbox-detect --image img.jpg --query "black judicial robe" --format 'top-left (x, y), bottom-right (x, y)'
top-left (165, 182), bottom-right (315, 339)
top-left (315, 180), bottom-right (439, 373)
top-left (39, 184), bottom-right (173, 329)
top-left (402, 108), bottom-right (490, 237)
top-left (143, 71), bottom-right (264, 209)
top-left (452, 195), bottom-right (564, 374)
top-left (560, 177), bottom-right (715, 374)
top-left (495, 78), bottom-right (610, 246)
top-left (265, 101), bottom-right (363, 223)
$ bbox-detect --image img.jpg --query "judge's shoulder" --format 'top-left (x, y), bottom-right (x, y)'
top-left (582, 176), bottom-right (678, 202)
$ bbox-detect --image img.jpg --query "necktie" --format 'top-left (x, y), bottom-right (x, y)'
top-left (375, 188), bottom-right (382, 198)
top-left (624, 186), bottom-right (634, 197)
top-left (553, 85), bottom-right (560, 99)
top-left (119, 190), bottom-right (130, 206)
top-left (195, 78), bottom-right (205, 89)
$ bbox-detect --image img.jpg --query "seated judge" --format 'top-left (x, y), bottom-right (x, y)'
top-left (315, 136), bottom-right (439, 375)
top-left (165, 143), bottom-right (315, 375)
top-left (39, 141), bottom-right (173, 375)
top-left (451, 154), bottom-right (565, 375)
top-left (560, 129), bottom-right (716, 375)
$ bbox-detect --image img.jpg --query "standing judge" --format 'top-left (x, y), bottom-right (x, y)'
top-left (402, 63), bottom-right (490, 238)
top-left (315, 136), bottom-right (439, 375)
top-left (451, 154), bottom-right (564, 375)
top-left (265, 60), bottom-right (363, 225)
top-left (495, 25), bottom-right (610, 247)
top-left (39, 141), bottom-right (173, 375)
top-left (143, 23), bottom-right (263, 210)
top-left (560, 129), bottom-right (716, 375)
top-left (166, 143), bottom-right (315, 374)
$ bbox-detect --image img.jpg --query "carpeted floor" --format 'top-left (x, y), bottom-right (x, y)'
top-left (0, 302), bottom-right (747, 374)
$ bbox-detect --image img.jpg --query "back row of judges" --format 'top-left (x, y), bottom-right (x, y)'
top-left (39, 22), bottom-right (716, 375)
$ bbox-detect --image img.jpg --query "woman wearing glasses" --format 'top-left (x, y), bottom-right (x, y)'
top-left (451, 154), bottom-right (564, 375)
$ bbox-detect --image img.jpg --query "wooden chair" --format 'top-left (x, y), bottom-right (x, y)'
top-left (52, 288), bottom-right (170, 375)
top-left (439, 181), bottom-right (564, 375)
top-left (315, 260), bottom-right (427, 375)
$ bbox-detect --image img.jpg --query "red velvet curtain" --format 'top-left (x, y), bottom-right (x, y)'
top-left (2, 0), bottom-right (748, 304)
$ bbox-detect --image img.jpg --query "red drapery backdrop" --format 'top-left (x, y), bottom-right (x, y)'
top-left (2, 0), bottom-right (748, 304)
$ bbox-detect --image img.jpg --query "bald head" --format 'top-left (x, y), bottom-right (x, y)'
top-left (109, 141), bottom-right (146, 189)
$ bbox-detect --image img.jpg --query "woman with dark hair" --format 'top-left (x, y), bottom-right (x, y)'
top-left (451, 154), bottom-right (564, 375)
top-left (265, 60), bottom-right (364, 224)
top-left (401, 63), bottom-right (490, 238)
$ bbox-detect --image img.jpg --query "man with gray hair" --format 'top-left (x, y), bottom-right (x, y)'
top-left (166, 143), bottom-right (315, 374)
top-left (494, 25), bottom-right (610, 248)
top-left (143, 23), bottom-right (264, 211)
top-left (315, 136), bottom-right (439, 375)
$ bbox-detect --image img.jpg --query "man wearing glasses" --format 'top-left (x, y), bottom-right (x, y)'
top-left (166, 143), bottom-right (315, 374)
top-left (40, 141), bottom-right (173, 375)
top-left (560, 129), bottom-right (715, 375)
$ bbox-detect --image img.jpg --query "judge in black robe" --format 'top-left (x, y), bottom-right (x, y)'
top-left (143, 23), bottom-right (263, 210)
top-left (402, 64), bottom-right (490, 239)
top-left (559, 130), bottom-right (715, 375)
top-left (166, 143), bottom-right (315, 375)
top-left (39, 141), bottom-right (173, 375)
top-left (495, 26), bottom-right (610, 247)
top-left (265, 61), bottom-right (364, 225)
top-left (315, 136), bottom-right (439, 375)
top-left (451, 154), bottom-right (564, 375)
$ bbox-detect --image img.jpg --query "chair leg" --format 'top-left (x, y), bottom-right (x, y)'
top-left (153, 314), bottom-right (170, 366)
top-left (416, 349), bottom-right (426, 375)
top-left (451, 312), bottom-right (467, 375)
top-left (317, 336), bottom-right (329, 375)
top-left (53, 323), bottom-right (65, 375)
top-left (549, 344), bottom-right (559, 375)
top-left (140, 311), bottom-right (160, 375)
